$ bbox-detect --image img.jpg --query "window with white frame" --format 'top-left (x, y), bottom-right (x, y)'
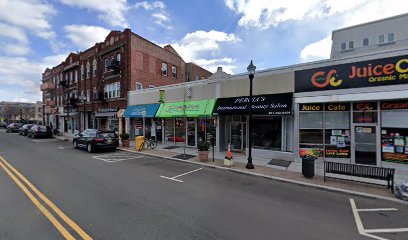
top-left (69, 72), bottom-right (73, 83)
top-left (348, 41), bottom-right (354, 49)
top-left (81, 64), bottom-right (84, 80)
top-left (93, 87), bottom-right (97, 100)
top-left (74, 70), bottom-right (78, 82)
top-left (136, 82), bottom-right (143, 91)
top-left (161, 63), bottom-right (167, 76)
top-left (341, 42), bottom-right (346, 50)
top-left (104, 58), bottom-right (108, 72)
top-left (104, 85), bottom-right (108, 99)
top-left (81, 90), bottom-right (84, 100)
top-left (86, 62), bottom-right (90, 78)
top-left (108, 84), bottom-right (112, 98)
top-left (388, 32), bottom-right (395, 42)
top-left (172, 66), bottom-right (177, 79)
top-left (92, 59), bottom-right (97, 76)
top-left (363, 38), bottom-right (369, 46)
top-left (86, 89), bottom-right (90, 101)
top-left (117, 82), bottom-right (120, 97)
top-left (116, 53), bottom-right (121, 62)
top-left (112, 83), bottom-right (116, 98)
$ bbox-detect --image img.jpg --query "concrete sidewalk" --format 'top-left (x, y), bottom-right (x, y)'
top-left (119, 141), bottom-right (408, 204)
top-left (54, 135), bottom-right (407, 203)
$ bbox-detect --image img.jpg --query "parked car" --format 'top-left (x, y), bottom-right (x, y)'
top-left (0, 122), bottom-right (8, 128)
top-left (19, 124), bottom-right (34, 136)
top-left (27, 125), bottom-right (53, 139)
top-left (6, 123), bottom-right (23, 133)
top-left (73, 129), bottom-right (119, 153)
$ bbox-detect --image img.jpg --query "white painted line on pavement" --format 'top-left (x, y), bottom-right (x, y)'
top-left (32, 140), bottom-right (39, 142)
top-left (365, 228), bottom-right (408, 233)
top-left (159, 176), bottom-right (183, 182)
top-left (357, 208), bottom-right (398, 212)
top-left (160, 168), bottom-right (203, 183)
top-left (350, 198), bottom-right (408, 240)
top-left (92, 154), bottom-right (143, 163)
top-left (57, 147), bottom-right (65, 149)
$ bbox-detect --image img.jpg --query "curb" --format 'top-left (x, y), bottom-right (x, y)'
top-left (118, 147), bottom-right (408, 205)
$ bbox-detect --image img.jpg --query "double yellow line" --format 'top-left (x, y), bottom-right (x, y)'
top-left (0, 156), bottom-right (93, 240)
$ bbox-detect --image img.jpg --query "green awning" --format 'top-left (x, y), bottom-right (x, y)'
top-left (156, 99), bottom-right (215, 118)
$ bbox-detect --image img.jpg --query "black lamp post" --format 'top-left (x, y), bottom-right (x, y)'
top-left (246, 60), bottom-right (256, 169)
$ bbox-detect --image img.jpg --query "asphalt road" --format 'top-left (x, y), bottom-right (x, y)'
top-left (0, 130), bottom-right (407, 240)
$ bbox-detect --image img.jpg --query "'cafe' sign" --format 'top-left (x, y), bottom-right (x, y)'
top-left (300, 103), bottom-right (350, 111)
top-left (295, 55), bottom-right (408, 92)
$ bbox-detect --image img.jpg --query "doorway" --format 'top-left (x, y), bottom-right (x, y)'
top-left (353, 125), bottom-right (377, 165)
top-left (187, 121), bottom-right (196, 146)
top-left (230, 122), bottom-right (246, 151)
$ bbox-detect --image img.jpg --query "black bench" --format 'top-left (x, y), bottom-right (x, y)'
top-left (324, 161), bottom-right (395, 192)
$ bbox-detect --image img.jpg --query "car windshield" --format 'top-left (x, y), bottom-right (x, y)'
top-left (97, 132), bottom-right (116, 138)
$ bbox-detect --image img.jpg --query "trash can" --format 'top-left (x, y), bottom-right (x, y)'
top-left (135, 136), bottom-right (145, 151)
top-left (301, 155), bottom-right (317, 178)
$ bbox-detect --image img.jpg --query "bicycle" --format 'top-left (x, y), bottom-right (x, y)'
top-left (139, 137), bottom-right (157, 150)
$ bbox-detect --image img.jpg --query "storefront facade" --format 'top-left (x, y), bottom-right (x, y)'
top-left (295, 53), bottom-right (408, 169)
top-left (94, 107), bottom-right (119, 131)
top-left (213, 93), bottom-right (294, 160)
top-left (123, 103), bottom-right (161, 140)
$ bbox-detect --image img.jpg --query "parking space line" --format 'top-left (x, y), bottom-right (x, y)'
top-left (92, 154), bottom-right (143, 163)
top-left (350, 198), bottom-right (408, 240)
top-left (160, 167), bottom-right (203, 183)
top-left (357, 208), bottom-right (398, 212)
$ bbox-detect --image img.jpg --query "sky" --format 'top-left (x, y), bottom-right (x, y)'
top-left (1, 0), bottom-right (408, 103)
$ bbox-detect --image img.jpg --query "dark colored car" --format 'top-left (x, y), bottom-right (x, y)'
top-left (6, 123), bottom-right (23, 133)
top-left (19, 124), bottom-right (34, 136)
top-left (0, 122), bottom-right (8, 128)
top-left (27, 125), bottom-right (53, 139)
top-left (73, 129), bottom-right (119, 153)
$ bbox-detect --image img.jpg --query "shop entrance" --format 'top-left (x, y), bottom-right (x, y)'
top-left (230, 122), bottom-right (246, 151)
top-left (187, 121), bottom-right (196, 146)
top-left (353, 125), bottom-right (377, 165)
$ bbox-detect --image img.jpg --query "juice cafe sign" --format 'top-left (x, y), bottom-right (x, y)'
top-left (295, 55), bottom-right (408, 92)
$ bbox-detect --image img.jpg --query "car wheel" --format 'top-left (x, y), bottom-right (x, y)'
top-left (87, 143), bottom-right (94, 153)
top-left (73, 140), bottom-right (78, 149)
top-left (6, 129), bottom-right (10, 133)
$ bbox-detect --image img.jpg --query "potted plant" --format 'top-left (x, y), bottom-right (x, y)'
top-left (120, 133), bottom-right (130, 147)
top-left (197, 141), bottom-right (210, 162)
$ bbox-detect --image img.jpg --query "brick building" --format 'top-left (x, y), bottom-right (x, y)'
top-left (41, 28), bottom-right (211, 134)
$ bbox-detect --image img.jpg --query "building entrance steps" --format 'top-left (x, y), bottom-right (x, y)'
top-left (121, 141), bottom-right (408, 203)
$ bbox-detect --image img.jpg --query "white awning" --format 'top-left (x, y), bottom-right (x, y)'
top-left (94, 112), bottom-right (117, 118)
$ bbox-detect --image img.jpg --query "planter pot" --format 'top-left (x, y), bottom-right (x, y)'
top-left (198, 151), bottom-right (209, 162)
top-left (121, 139), bottom-right (130, 147)
top-left (223, 158), bottom-right (234, 167)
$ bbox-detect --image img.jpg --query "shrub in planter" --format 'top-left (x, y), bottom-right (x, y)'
top-left (120, 133), bottom-right (130, 147)
top-left (197, 141), bottom-right (210, 162)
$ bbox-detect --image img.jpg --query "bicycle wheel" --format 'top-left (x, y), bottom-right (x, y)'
top-left (150, 140), bottom-right (157, 149)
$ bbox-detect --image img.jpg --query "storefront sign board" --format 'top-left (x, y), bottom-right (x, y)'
top-left (156, 99), bottom-right (215, 118)
top-left (295, 55), bottom-right (408, 92)
top-left (213, 93), bottom-right (292, 115)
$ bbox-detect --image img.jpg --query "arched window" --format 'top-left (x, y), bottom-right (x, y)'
top-left (92, 59), bottom-right (97, 76)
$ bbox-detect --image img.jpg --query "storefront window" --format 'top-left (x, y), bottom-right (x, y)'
top-left (381, 106), bottom-right (408, 164)
top-left (299, 111), bottom-right (324, 157)
top-left (252, 117), bottom-right (282, 150)
top-left (164, 118), bottom-right (174, 142)
top-left (175, 118), bottom-right (185, 143)
top-left (324, 111), bottom-right (350, 158)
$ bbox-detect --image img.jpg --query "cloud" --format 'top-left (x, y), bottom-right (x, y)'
top-left (225, 0), bottom-right (367, 29)
top-left (134, 1), bottom-right (171, 29)
top-left (297, 0), bottom-right (408, 62)
top-left (0, 0), bottom-right (56, 40)
top-left (165, 30), bottom-right (240, 73)
top-left (64, 25), bottom-right (110, 49)
top-left (59, 0), bottom-right (129, 27)
top-left (0, 54), bottom-right (68, 102)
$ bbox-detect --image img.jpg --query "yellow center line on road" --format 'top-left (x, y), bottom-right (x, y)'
top-left (0, 156), bottom-right (93, 240)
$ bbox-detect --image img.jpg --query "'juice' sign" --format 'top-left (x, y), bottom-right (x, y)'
top-left (295, 55), bottom-right (408, 92)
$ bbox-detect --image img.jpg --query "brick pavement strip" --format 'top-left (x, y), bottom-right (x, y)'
top-left (117, 146), bottom-right (408, 205)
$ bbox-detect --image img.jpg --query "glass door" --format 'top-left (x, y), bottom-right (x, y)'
top-left (354, 125), bottom-right (377, 165)
top-left (230, 122), bottom-right (242, 151)
top-left (187, 121), bottom-right (196, 146)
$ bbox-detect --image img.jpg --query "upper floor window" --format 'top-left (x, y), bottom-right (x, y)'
top-left (149, 85), bottom-right (155, 89)
top-left (348, 41), bottom-right (354, 49)
top-left (86, 62), bottom-right (90, 78)
top-left (74, 70), bottom-right (78, 82)
top-left (363, 38), bottom-right (369, 46)
top-left (341, 42), bottom-right (346, 51)
top-left (69, 72), bottom-right (73, 83)
top-left (116, 53), bottom-right (121, 62)
top-left (81, 64), bottom-right (84, 80)
top-left (378, 34), bottom-right (385, 44)
top-left (104, 58), bottom-right (108, 72)
top-left (388, 32), bottom-right (395, 42)
top-left (172, 66), bottom-right (177, 79)
top-left (92, 59), bottom-right (97, 76)
top-left (161, 63), bottom-right (168, 76)
top-left (136, 82), bottom-right (143, 91)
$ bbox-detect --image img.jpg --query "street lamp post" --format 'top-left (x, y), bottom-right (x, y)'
top-left (59, 79), bottom-right (68, 132)
top-left (246, 60), bottom-right (256, 169)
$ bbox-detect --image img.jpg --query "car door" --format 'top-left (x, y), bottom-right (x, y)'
top-left (78, 130), bottom-right (88, 147)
